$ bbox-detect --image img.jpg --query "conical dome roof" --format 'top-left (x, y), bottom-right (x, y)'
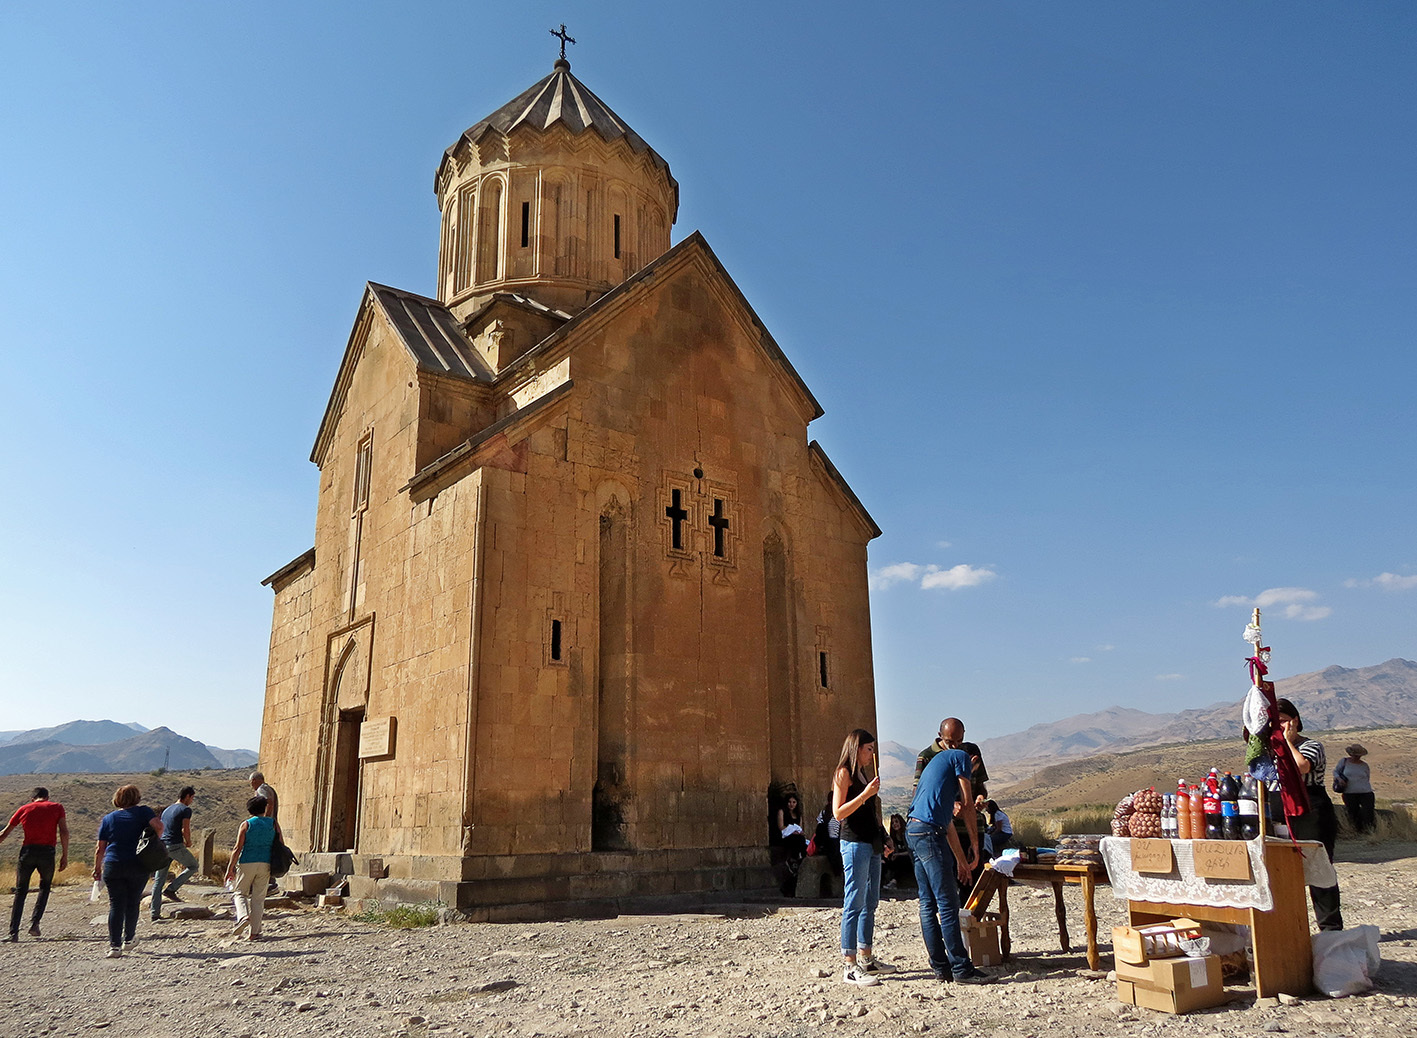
top-left (443, 59), bottom-right (675, 189)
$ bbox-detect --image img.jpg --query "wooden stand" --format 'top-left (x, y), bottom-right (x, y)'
top-left (1125, 841), bottom-right (1312, 997)
top-left (966, 861), bottom-right (1108, 970)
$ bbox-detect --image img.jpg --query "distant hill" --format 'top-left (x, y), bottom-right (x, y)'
top-left (0, 722), bottom-right (256, 776)
top-left (878, 740), bottom-right (917, 785)
top-left (998, 725), bottom-right (1417, 815)
top-left (0, 770), bottom-right (256, 861)
top-left (979, 658), bottom-right (1417, 783)
top-left (0, 719), bottom-right (147, 747)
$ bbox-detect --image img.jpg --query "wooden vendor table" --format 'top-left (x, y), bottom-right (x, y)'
top-left (1119, 840), bottom-right (1313, 998)
top-left (965, 861), bottom-right (1110, 970)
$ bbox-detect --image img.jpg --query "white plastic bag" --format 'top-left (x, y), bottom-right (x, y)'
top-left (1312, 925), bottom-right (1381, 997)
top-left (89, 879), bottom-right (104, 903)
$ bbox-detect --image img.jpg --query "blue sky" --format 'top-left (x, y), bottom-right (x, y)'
top-left (1, 3), bottom-right (1412, 754)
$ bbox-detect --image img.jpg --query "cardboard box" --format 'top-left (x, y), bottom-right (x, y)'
top-left (963, 918), bottom-right (1002, 967)
top-left (1115, 955), bottom-right (1225, 1014)
top-left (1112, 918), bottom-right (1201, 965)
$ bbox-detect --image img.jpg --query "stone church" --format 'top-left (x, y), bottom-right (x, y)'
top-left (259, 53), bottom-right (880, 916)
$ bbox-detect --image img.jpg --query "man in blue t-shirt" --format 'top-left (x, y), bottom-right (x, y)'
top-left (906, 717), bottom-right (991, 983)
top-left (150, 787), bottom-right (198, 919)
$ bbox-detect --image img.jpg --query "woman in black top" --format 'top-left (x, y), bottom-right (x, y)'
top-left (831, 728), bottom-right (895, 986)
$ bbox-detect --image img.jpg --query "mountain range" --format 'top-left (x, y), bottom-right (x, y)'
top-left (978, 657), bottom-right (1417, 784)
top-left (878, 658), bottom-right (1417, 789)
top-left (0, 720), bottom-right (257, 776)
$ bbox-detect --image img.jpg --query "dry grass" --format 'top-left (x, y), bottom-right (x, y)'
top-left (1338, 803), bottom-right (1417, 844)
top-left (53, 860), bottom-right (97, 887)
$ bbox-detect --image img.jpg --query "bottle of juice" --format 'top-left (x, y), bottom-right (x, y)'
top-left (1175, 780), bottom-right (1191, 840)
top-left (1188, 784), bottom-right (1204, 839)
top-left (1203, 768), bottom-right (1223, 839)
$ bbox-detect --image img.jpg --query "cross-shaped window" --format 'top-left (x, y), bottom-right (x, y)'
top-left (708, 498), bottom-right (730, 558)
top-left (665, 488), bottom-right (689, 550)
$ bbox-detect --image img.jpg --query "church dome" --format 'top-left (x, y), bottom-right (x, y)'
top-left (434, 59), bottom-right (679, 317)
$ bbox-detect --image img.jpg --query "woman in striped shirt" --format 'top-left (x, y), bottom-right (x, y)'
top-left (1276, 698), bottom-right (1343, 930)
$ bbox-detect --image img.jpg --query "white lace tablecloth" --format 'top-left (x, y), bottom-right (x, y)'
top-left (1099, 837), bottom-right (1338, 911)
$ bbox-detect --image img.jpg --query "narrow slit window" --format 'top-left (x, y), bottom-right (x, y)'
top-left (521, 201), bottom-right (530, 248)
top-left (613, 214), bottom-right (621, 258)
top-left (550, 618), bottom-right (563, 661)
top-left (352, 433), bottom-right (373, 515)
top-left (819, 651), bottom-right (830, 689)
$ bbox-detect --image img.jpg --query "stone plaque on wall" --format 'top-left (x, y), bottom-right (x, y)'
top-left (359, 716), bottom-right (396, 760)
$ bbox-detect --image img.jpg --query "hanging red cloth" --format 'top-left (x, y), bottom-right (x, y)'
top-left (1255, 677), bottom-right (1309, 819)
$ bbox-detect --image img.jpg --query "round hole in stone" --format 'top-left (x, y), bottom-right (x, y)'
top-left (692, 467), bottom-right (704, 479)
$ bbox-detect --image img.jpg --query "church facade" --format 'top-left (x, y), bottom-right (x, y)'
top-left (259, 56), bottom-right (880, 916)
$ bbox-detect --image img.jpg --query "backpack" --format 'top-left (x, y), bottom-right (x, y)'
top-left (269, 833), bottom-right (298, 879)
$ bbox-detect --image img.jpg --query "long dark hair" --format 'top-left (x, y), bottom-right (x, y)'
top-left (1276, 698), bottom-right (1303, 731)
top-left (835, 728), bottom-right (876, 782)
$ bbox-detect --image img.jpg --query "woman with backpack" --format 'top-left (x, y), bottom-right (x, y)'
top-left (224, 795), bottom-right (282, 941)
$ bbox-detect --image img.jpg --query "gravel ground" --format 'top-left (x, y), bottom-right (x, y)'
top-left (3, 848), bottom-right (1414, 1038)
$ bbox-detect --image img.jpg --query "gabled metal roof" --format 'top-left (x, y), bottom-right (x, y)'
top-left (367, 282), bottom-right (492, 382)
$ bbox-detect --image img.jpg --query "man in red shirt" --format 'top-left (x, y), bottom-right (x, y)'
top-left (0, 787), bottom-right (70, 941)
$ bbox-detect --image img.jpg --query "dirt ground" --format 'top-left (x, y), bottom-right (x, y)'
top-left (2, 844), bottom-right (1414, 1038)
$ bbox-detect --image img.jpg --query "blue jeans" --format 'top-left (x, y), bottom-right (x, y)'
top-left (151, 843), bottom-right (199, 919)
top-left (839, 840), bottom-right (881, 955)
top-left (103, 861), bottom-right (147, 949)
top-left (906, 819), bottom-right (972, 978)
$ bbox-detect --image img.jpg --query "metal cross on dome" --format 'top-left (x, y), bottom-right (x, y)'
top-left (550, 24), bottom-right (576, 61)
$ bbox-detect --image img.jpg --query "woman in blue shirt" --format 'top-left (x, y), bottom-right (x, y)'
top-left (92, 784), bottom-right (162, 958)
top-left (224, 795), bottom-right (282, 940)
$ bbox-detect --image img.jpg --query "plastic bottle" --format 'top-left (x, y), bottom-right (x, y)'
top-left (1219, 771), bottom-right (1240, 839)
top-left (1203, 768), bottom-right (1223, 839)
top-left (1221, 800), bottom-right (1240, 839)
top-left (1188, 784), bottom-right (1204, 839)
top-left (1238, 772), bottom-right (1260, 840)
top-left (1175, 781), bottom-right (1191, 840)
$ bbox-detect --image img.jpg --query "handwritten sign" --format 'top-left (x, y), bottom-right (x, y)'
top-left (1191, 840), bottom-right (1252, 881)
top-left (359, 716), bottom-right (396, 759)
top-left (1129, 838), bottom-right (1175, 874)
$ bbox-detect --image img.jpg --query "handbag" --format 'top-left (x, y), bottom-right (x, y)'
top-left (805, 836), bottom-right (818, 857)
top-left (136, 828), bottom-right (170, 873)
top-left (269, 832), bottom-right (298, 879)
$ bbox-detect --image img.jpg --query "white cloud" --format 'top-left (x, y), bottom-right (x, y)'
top-left (1096, 644), bottom-right (1116, 652)
top-left (1155, 673), bottom-right (1184, 681)
top-left (920, 564), bottom-right (998, 591)
top-left (1213, 587), bottom-right (1329, 620)
top-left (870, 563), bottom-right (923, 590)
top-left (870, 561), bottom-right (998, 592)
top-left (935, 540), bottom-right (953, 550)
top-left (1254, 587), bottom-right (1319, 608)
top-left (1346, 572), bottom-right (1417, 591)
top-left (1070, 657), bottom-right (1091, 664)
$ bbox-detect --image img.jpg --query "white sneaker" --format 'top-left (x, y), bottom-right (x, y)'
top-left (842, 963), bottom-right (881, 987)
top-left (105, 947), bottom-right (123, 958)
top-left (123, 938), bottom-right (138, 953)
top-left (231, 917), bottom-right (250, 936)
top-left (860, 954), bottom-right (897, 974)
